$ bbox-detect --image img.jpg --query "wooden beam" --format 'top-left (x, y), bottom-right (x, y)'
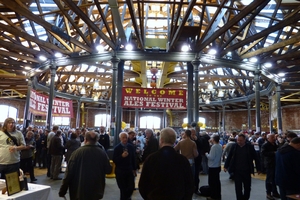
top-left (1, 0), bottom-right (93, 53)
top-left (62, 0), bottom-right (115, 49)
top-left (241, 33), bottom-right (300, 59)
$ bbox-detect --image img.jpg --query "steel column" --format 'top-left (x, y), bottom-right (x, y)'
top-left (254, 70), bottom-right (261, 132)
top-left (114, 60), bottom-right (125, 146)
top-left (46, 61), bottom-right (57, 130)
top-left (247, 100), bottom-right (252, 132)
top-left (110, 56), bottom-right (120, 146)
top-left (192, 58), bottom-right (200, 132)
top-left (187, 62), bottom-right (194, 125)
top-left (276, 82), bottom-right (283, 134)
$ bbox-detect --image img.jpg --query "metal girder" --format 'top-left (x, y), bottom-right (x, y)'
top-left (62, 0), bottom-right (115, 49)
top-left (32, 77), bottom-right (109, 104)
top-left (201, 0), bottom-right (231, 43)
top-left (199, 82), bottom-right (275, 107)
top-left (168, 0), bottom-right (197, 51)
top-left (108, 0), bottom-right (127, 44)
top-left (27, 51), bottom-right (281, 82)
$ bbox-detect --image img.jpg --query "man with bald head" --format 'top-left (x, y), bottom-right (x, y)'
top-left (59, 131), bottom-right (112, 200)
top-left (139, 127), bottom-right (194, 200)
top-left (113, 132), bottom-right (137, 200)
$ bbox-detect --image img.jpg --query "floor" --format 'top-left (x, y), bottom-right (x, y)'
top-left (32, 164), bottom-right (272, 200)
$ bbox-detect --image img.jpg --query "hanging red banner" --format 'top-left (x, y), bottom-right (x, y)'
top-left (121, 87), bottom-right (186, 109)
top-left (29, 89), bottom-right (73, 117)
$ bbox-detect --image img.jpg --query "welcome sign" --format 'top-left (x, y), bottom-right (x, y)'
top-left (121, 87), bottom-right (186, 109)
top-left (29, 89), bottom-right (73, 117)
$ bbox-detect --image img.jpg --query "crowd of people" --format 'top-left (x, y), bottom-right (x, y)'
top-left (0, 117), bottom-right (300, 200)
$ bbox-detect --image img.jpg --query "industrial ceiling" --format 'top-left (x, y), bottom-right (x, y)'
top-left (1, 0), bottom-right (300, 111)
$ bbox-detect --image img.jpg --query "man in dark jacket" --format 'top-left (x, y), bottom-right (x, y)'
top-left (275, 137), bottom-right (300, 200)
top-left (98, 126), bottom-right (110, 151)
top-left (49, 130), bottom-right (64, 180)
top-left (191, 128), bottom-right (202, 195)
top-left (199, 131), bottom-right (210, 175)
top-left (224, 133), bottom-right (260, 200)
top-left (261, 133), bottom-right (280, 200)
top-left (113, 132), bottom-right (137, 200)
top-left (59, 131), bottom-right (112, 200)
top-left (142, 129), bottom-right (159, 161)
top-left (139, 127), bottom-right (194, 200)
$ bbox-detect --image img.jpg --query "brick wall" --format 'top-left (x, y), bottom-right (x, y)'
top-left (1, 99), bottom-right (300, 133)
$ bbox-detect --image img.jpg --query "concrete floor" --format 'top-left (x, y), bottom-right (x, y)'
top-left (33, 166), bottom-right (271, 200)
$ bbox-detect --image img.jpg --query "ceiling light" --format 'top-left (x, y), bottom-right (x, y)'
top-left (207, 83), bottom-right (214, 90)
top-left (218, 90), bottom-right (224, 97)
top-left (38, 55), bottom-right (47, 61)
top-left (125, 44), bottom-right (133, 51)
top-left (93, 95), bottom-right (99, 101)
top-left (181, 44), bottom-right (189, 52)
top-left (96, 45), bottom-right (104, 52)
top-left (208, 49), bottom-right (217, 55)
top-left (54, 52), bottom-right (62, 58)
top-left (93, 80), bottom-right (99, 90)
top-left (278, 73), bottom-right (285, 77)
top-left (80, 86), bottom-right (86, 95)
top-left (264, 63), bottom-right (272, 68)
top-left (249, 57), bottom-right (258, 63)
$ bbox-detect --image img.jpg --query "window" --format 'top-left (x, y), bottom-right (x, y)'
top-left (52, 117), bottom-right (70, 125)
top-left (183, 117), bottom-right (206, 128)
top-left (95, 114), bottom-right (110, 127)
top-left (140, 116), bottom-right (161, 129)
top-left (0, 105), bottom-right (17, 123)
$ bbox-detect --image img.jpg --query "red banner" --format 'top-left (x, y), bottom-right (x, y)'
top-left (121, 87), bottom-right (186, 109)
top-left (29, 89), bottom-right (73, 117)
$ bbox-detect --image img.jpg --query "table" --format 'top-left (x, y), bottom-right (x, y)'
top-left (287, 194), bottom-right (300, 200)
top-left (0, 181), bottom-right (53, 200)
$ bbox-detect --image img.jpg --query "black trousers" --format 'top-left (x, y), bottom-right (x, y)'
top-left (234, 170), bottom-right (252, 200)
top-left (265, 167), bottom-right (278, 195)
top-left (46, 153), bottom-right (52, 177)
top-left (20, 157), bottom-right (35, 181)
top-left (208, 167), bottom-right (221, 199)
top-left (115, 169), bottom-right (135, 200)
top-left (194, 157), bottom-right (202, 192)
top-left (0, 162), bottom-right (20, 179)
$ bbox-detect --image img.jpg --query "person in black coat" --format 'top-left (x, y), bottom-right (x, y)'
top-left (64, 133), bottom-right (81, 164)
top-left (191, 129), bottom-right (202, 195)
top-left (261, 134), bottom-right (280, 199)
top-left (113, 132), bottom-right (137, 200)
top-left (224, 133), bottom-right (260, 200)
top-left (139, 127), bottom-right (194, 200)
top-left (98, 126), bottom-right (110, 151)
top-left (142, 129), bottom-right (159, 161)
top-left (59, 131), bottom-right (112, 200)
top-left (275, 137), bottom-right (300, 200)
top-left (199, 131), bottom-right (210, 175)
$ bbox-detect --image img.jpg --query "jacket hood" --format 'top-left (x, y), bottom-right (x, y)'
top-left (278, 144), bottom-right (294, 154)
